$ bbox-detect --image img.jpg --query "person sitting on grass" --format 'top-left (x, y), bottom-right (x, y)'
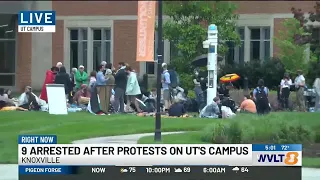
top-left (18, 86), bottom-right (41, 111)
top-left (73, 84), bottom-right (91, 105)
top-left (237, 95), bottom-right (256, 113)
top-left (200, 97), bottom-right (222, 118)
top-left (0, 88), bottom-right (15, 106)
top-left (0, 101), bottom-right (28, 111)
top-left (168, 98), bottom-right (187, 117)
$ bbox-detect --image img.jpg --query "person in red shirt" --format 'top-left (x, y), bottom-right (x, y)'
top-left (39, 66), bottom-right (58, 102)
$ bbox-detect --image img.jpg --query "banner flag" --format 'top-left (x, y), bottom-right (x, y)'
top-left (136, 1), bottom-right (156, 62)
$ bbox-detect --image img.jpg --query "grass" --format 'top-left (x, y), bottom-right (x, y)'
top-left (138, 132), bottom-right (320, 168)
top-left (1, 111), bottom-right (320, 167)
top-left (138, 112), bottom-right (320, 168)
top-left (0, 111), bottom-right (213, 163)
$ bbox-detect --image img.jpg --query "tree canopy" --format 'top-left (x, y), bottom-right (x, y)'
top-left (274, 18), bottom-right (316, 73)
top-left (163, 1), bottom-right (240, 72)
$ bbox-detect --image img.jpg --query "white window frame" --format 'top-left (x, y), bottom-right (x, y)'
top-left (69, 28), bottom-right (88, 71)
top-left (249, 27), bottom-right (271, 61)
top-left (64, 19), bottom-right (113, 73)
top-left (224, 27), bottom-right (245, 65)
top-left (92, 28), bottom-right (112, 71)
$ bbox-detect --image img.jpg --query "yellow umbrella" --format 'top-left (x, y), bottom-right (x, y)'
top-left (220, 73), bottom-right (240, 83)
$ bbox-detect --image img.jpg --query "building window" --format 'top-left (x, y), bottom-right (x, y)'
top-left (69, 28), bottom-right (87, 71)
top-left (225, 27), bottom-right (245, 65)
top-left (145, 31), bottom-right (157, 74)
top-left (250, 27), bottom-right (270, 61)
top-left (93, 28), bottom-right (111, 71)
top-left (0, 14), bottom-right (16, 86)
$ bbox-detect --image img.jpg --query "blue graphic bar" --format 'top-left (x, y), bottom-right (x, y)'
top-left (252, 144), bottom-right (302, 151)
top-left (19, 165), bottom-right (74, 175)
top-left (18, 135), bottom-right (57, 144)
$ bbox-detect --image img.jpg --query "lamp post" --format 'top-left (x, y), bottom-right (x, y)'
top-left (154, 0), bottom-right (163, 142)
top-left (203, 24), bottom-right (218, 105)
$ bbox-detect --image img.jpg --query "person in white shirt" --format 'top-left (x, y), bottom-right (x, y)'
top-left (294, 69), bottom-right (306, 111)
top-left (280, 73), bottom-right (292, 110)
top-left (313, 74), bottom-right (320, 112)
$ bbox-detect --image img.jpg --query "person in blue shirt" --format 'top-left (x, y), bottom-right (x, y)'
top-left (96, 65), bottom-right (107, 85)
top-left (162, 63), bottom-right (171, 111)
top-left (253, 79), bottom-right (270, 115)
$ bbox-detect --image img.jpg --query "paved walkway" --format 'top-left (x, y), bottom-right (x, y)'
top-left (2, 132), bottom-right (320, 180)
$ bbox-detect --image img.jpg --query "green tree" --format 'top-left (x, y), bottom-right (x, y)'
top-left (163, 1), bottom-right (240, 73)
top-left (274, 18), bottom-right (316, 74)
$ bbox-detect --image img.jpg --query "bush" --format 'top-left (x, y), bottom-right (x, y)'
top-left (179, 73), bottom-right (194, 91)
top-left (201, 120), bottom-right (255, 144)
top-left (228, 121), bottom-right (243, 143)
top-left (200, 118), bottom-right (315, 145)
top-left (219, 58), bottom-right (286, 90)
top-left (306, 60), bottom-right (320, 86)
top-left (200, 122), bottom-right (229, 144)
top-left (272, 122), bottom-right (314, 144)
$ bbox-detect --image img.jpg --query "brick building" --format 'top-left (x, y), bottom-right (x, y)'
top-left (0, 1), bottom-right (316, 91)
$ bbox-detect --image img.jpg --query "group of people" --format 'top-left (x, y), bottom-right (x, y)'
top-left (197, 69), bottom-right (320, 119)
top-left (277, 69), bottom-right (320, 112)
top-left (37, 61), bottom-right (144, 113)
top-left (1, 60), bottom-right (319, 116)
top-left (0, 86), bottom-right (42, 111)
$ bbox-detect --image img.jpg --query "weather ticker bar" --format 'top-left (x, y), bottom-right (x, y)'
top-left (19, 166), bottom-right (301, 180)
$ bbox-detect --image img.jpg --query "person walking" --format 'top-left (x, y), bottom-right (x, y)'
top-left (253, 79), bottom-right (270, 115)
top-left (280, 73), bottom-right (292, 110)
top-left (313, 74), bottom-right (320, 112)
top-left (75, 65), bottom-right (88, 90)
top-left (294, 69), bottom-right (306, 111)
top-left (114, 62), bottom-right (127, 113)
top-left (162, 63), bottom-right (171, 111)
top-left (125, 65), bottom-right (142, 112)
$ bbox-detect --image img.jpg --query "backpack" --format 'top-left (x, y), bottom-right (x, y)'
top-left (255, 87), bottom-right (268, 104)
top-left (167, 70), bottom-right (179, 88)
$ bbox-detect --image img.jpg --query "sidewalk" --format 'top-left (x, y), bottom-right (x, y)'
top-left (2, 132), bottom-right (320, 180)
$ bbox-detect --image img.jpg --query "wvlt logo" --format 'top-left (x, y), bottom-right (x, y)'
top-left (257, 152), bottom-right (299, 165)
top-left (18, 11), bottom-right (56, 33)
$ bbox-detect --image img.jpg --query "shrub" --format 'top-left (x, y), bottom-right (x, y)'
top-left (312, 125), bottom-right (320, 143)
top-left (201, 120), bottom-right (255, 144)
top-left (228, 121), bottom-right (242, 144)
top-left (219, 58), bottom-right (285, 90)
top-left (272, 122), bottom-right (314, 144)
top-left (179, 73), bottom-right (194, 91)
top-left (306, 60), bottom-right (320, 86)
top-left (200, 117), bottom-right (316, 144)
top-left (200, 122), bottom-right (229, 144)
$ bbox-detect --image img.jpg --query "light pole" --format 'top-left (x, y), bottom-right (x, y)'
top-left (154, 0), bottom-right (163, 142)
top-left (203, 24), bottom-right (218, 105)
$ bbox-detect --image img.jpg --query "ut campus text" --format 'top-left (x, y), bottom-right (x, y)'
top-left (20, 145), bottom-right (249, 156)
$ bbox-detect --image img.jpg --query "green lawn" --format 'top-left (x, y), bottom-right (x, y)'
top-left (1, 111), bottom-right (320, 167)
top-left (0, 111), bottom-right (213, 163)
top-left (138, 130), bottom-right (320, 168)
